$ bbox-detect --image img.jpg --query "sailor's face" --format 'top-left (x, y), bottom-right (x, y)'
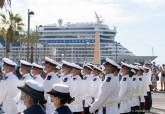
top-left (122, 66), bottom-right (129, 75)
top-left (92, 69), bottom-right (100, 76)
top-left (104, 64), bottom-right (114, 74)
top-left (2, 64), bottom-right (7, 73)
top-left (82, 68), bottom-right (91, 75)
top-left (62, 66), bottom-right (71, 75)
top-left (50, 95), bottom-right (61, 108)
top-left (21, 92), bottom-right (31, 107)
top-left (71, 68), bottom-right (80, 76)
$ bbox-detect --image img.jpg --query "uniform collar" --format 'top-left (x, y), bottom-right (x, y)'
top-left (72, 75), bottom-right (80, 80)
top-left (64, 74), bottom-right (71, 77)
top-left (23, 73), bottom-right (30, 77)
top-left (105, 73), bottom-right (113, 77)
top-left (122, 75), bottom-right (129, 78)
top-left (33, 74), bottom-right (40, 77)
top-left (33, 74), bottom-right (41, 79)
top-left (5, 72), bottom-right (14, 78)
top-left (83, 74), bottom-right (92, 79)
top-left (47, 71), bottom-right (55, 76)
top-left (92, 76), bottom-right (100, 79)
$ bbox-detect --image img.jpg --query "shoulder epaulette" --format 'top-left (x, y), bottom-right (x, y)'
top-left (83, 77), bottom-right (87, 80)
top-left (139, 78), bottom-right (142, 81)
top-left (123, 77), bottom-right (127, 81)
top-left (63, 77), bottom-right (68, 82)
top-left (47, 75), bottom-right (52, 80)
top-left (106, 77), bottom-right (111, 82)
top-left (93, 78), bottom-right (97, 81)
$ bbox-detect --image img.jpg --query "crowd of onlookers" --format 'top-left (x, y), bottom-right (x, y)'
top-left (151, 62), bottom-right (165, 92)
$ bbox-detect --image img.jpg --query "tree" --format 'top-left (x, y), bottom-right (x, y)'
top-left (0, 0), bottom-right (11, 8)
top-left (0, 12), bottom-right (24, 57)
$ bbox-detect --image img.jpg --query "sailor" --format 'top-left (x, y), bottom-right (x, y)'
top-left (69, 63), bottom-right (84, 114)
top-left (129, 65), bottom-right (140, 114)
top-left (82, 64), bottom-right (93, 114)
top-left (60, 60), bottom-right (73, 85)
top-left (17, 60), bottom-right (33, 113)
top-left (113, 63), bottom-right (121, 81)
top-left (90, 65), bottom-right (102, 107)
top-left (43, 56), bottom-right (61, 114)
top-left (17, 80), bottom-right (46, 114)
top-left (137, 66), bottom-right (145, 114)
top-left (143, 65), bottom-right (152, 111)
top-left (47, 83), bottom-right (74, 114)
top-left (19, 60), bottom-right (33, 81)
top-left (0, 58), bottom-right (20, 114)
top-left (119, 62), bottom-right (132, 114)
top-left (31, 63), bottom-right (44, 84)
top-left (89, 58), bottom-right (120, 114)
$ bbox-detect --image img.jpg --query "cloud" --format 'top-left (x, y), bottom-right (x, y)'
top-left (131, 0), bottom-right (165, 7)
top-left (8, 0), bottom-right (162, 29)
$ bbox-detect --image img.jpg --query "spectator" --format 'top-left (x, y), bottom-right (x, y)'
top-left (151, 68), bottom-right (159, 91)
top-left (160, 64), bottom-right (165, 91)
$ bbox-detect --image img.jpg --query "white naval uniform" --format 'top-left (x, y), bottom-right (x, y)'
top-left (128, 77), bottom-right (135, 108)
top-left (138, 76), bottom-right (145, 103)
top-left (82, 74), bottom-right (93, 108)
top-left (131, 76), bottom-right (140, 107)
top-left (143, 72), bottom-right (151, 95)
top-left (69, 75), bottom-right (84, 113)
top-left (43, 71), bottom-right (61, 114)
top-left (33, 74), bottom-right (44, 84)
top-left (60, 74), bottom-right (72, 86)
top-left (0, 72), bottom-right (20, 114)
top-left (119, 75), bottom-right (131, 113)
top-left (17, 73), bottom-right (33, 113)
top-left (90, 73), bottom-right (120, 114)
top-left (91, 76), bottom-right (102, 101)
top-left (21, 73), bottom-right (33, 81)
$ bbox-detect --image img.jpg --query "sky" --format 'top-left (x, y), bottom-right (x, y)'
top-left (2, 0), bottom-right (165, 64)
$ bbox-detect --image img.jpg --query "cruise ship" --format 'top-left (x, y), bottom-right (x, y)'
top-left (37, 14), bottom-right (156, 64)
top-left (0, 13), bottom-right (156, 64)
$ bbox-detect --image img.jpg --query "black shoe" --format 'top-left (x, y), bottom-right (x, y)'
top-left (160, 89), bottom-right (163, 91)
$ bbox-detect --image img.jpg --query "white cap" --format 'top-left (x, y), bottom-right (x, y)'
top-left (32, 63), bottom-right (44, 69)
top-left (25, 80), bottom-right (44, 92)
top-left (93, 65), bottom-right (102, 72)
top-left (83, 64), bottom-right (93, 70)
top-left (133, 62), bottom-right (142, 66)
top-left (20, 60), bottom-right (32, 67)
top-left (143, 66), bottom-right (150, 70)
top-left (3, 58), bottom-right (17, 67)
top-left (71, 63), bottom-right (83, 70)
top-left (129, 64), bottom-right (139, 70)
top-left (45, 56), bottom-right (61, 66)
top-left (130, 69), bottom-right (136, 73)
top-left (105, 58), bottom-right (121, 69)
top-left (52, 83), bottom-right (69, 93)
top-left (138, 66), bottom-right (145, 71)
top-left (62, 60), bottom-right (73, 68)
top-left (121, 62), bottom-right (132, 69)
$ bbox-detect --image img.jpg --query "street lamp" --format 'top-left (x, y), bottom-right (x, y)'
top-left (27, 9), bottom-right (34, 62)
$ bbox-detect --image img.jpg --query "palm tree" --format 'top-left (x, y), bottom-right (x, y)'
top-left (0, 12), bottom-right (24, 57)
top-left (0, 0), bottom-right (11, 8)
